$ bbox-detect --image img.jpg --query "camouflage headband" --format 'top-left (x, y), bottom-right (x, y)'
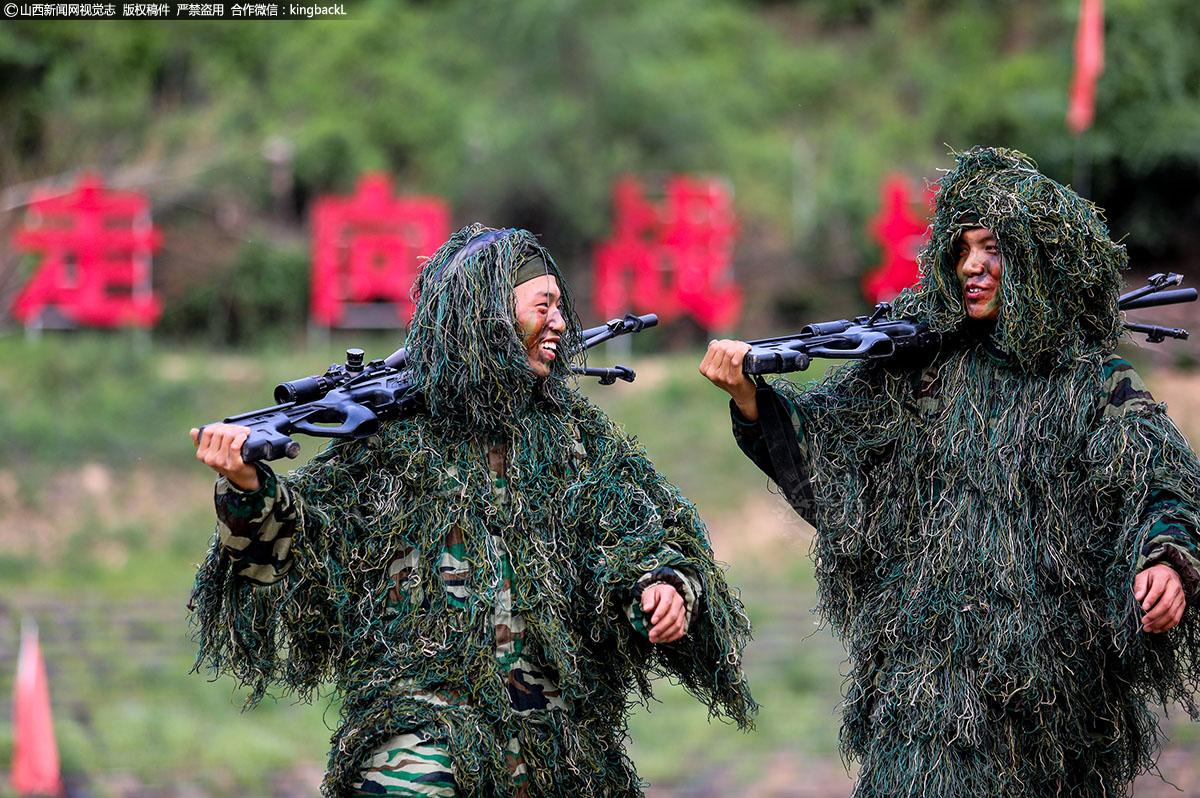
top-left (513, 252), bottom-right (559, 287)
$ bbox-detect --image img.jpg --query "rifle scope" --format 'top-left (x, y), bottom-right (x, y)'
top-left (274, 349), bottom-right (367, 405)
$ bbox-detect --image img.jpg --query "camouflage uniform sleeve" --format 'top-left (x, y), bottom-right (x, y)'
top-left (729, 388), bottom-right (819, 524)
top-left (625, 554), bottom-right (702, 638)
top-left (1138, 494), bottom-right (1200, 599)
top-left (1100, 357), bottom-right (1200, 598)
top-left (729, 388), bottom-right (815, 475)
top-left (730, 399), bottom-right (777, 481)
top-left (214, 462), bottom-right (300, 586)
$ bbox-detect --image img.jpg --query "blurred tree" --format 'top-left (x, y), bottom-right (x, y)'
top-left (2, 0), bottom-right (1197, 342)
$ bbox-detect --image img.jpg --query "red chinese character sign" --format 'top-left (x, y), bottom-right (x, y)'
top-left (310, 173), bottom-right (450, 328)
top-left (593, 175), bottom-right (742, 331)
top-left (862, 175), bottom-right (934, 305)
top-left (10, 175), bottom-right (163, 328)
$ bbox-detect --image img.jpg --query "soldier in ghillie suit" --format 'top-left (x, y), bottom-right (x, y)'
top-left (701, 147), bottom-right (1200, 797)
top-left (190, 225), bottom-right (756, 797)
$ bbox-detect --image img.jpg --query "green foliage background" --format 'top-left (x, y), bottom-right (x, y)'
top-left (2, 0), bottom-right (1198, 343)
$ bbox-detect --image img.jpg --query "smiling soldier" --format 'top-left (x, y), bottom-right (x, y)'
top-left (191, 224), bottom-right (756, 797)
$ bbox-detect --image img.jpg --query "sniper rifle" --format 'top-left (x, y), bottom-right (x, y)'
top-left (742, 272), bottom-right (1196, 376)
top-left (199, 313), bottom-right (657, 463)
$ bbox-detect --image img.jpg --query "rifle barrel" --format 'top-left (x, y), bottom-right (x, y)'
top-left (579, 313), bottom-right (658, 349)
top-left (1120, 288), bottom-right (1197, 311)
top-left (1125, 322), bottom-right (1189, 341)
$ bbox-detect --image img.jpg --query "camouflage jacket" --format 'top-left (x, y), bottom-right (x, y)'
top-left (728, 345), bottom-right (1200, 797)
top-left (213, 438), bottom-right (702, 715)
top-left (732, 353), bottom-right (1200, 596)
top-left (192, 394), bottom-right (756, 797)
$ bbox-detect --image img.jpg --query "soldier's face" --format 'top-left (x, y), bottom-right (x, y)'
top-left (513, 275), bottom-right (566, 378)
top-left (955, 227), bottom-right (1003, 322)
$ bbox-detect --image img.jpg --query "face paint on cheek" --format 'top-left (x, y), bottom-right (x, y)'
top-left (518, 317), bottom-right (542, 353)
top-left (982, 291), bottom-right (1001, 315)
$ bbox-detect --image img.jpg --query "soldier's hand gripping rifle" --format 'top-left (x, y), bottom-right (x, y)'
top-left (200, 313), bottom-right (658, 463)
top-left (742, 273), bottom-right (1196, 376)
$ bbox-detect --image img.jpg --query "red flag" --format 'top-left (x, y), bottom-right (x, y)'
top-left (1066, 0), bottom-right (1105, 134)
top-left (10, 620), bottom-right (62, 798)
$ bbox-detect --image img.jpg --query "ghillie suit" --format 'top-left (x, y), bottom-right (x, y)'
top-left (733, 148), bottom-right (1200, 797)
top-left (191, 225), bottom-right (756, 797)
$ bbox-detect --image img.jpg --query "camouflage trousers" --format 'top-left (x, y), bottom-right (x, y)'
top-left (351, 727), bottom-right (529, 797)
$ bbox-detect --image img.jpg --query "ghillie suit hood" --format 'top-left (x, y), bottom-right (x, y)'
top-left (891, 146), bottom-right (1127, 373)
top-left (757, 148), bottom-right (1200, 796)
top-left (406, 223), bottom-right (583, 432)
top-left (191, 224), bottom-right (756, 797)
